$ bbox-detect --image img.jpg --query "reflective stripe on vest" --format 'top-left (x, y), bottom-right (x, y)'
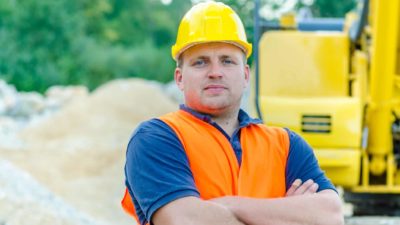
top-left (121, 110), bottom-right (290, 222)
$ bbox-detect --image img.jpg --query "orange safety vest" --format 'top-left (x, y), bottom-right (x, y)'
top-left (122, 110), bottom-right (290, 223)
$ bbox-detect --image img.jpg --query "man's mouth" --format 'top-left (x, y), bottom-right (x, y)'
top-left (204, 84), bottom-right (227, 94)
top-left (204, 84), bottom-right (227, 90)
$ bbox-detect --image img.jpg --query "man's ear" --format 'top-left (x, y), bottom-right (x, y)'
top-left (174, 67), bottom-right (184, 91)
top-left (244, 64), bottom-right (250, 88)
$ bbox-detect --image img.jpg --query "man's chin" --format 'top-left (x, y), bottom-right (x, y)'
top-left (199, 103), bottom-right (233, 115)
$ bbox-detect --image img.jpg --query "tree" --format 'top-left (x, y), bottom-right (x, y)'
top-left (309, 0), bottom-right (357, 18)
top-left (0, 0), bottom-right (357, 92)
top-left (0, 0), bottom-right (189, 92)
top-left (0, 0), bottom-right (85, 92)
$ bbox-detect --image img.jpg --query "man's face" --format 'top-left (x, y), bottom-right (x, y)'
top-left (175, 42), bottom-right (250, 115)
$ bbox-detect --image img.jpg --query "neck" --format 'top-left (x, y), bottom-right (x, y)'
top-left (211, 110), bottom-right (240, 137)
top-left (185, 103), bottom-right (241, 137)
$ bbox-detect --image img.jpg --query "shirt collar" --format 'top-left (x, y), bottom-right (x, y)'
top-left (179, 104), bottom-right (262, 127)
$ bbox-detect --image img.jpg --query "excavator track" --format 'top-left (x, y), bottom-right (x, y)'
top-left (344, 192), bottom-right (400, 216)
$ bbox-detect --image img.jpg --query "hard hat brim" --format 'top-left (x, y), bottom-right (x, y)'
top-left (172, 41), bottom-right (252, 61)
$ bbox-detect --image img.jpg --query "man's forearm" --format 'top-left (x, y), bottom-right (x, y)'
top-left (212, 190), bottom-right (344, 225)
top-left (152, 196), bottom-right (246, 225)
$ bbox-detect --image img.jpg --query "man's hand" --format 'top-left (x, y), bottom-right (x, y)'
top-left (286, 179), bottom-right (319, 197)
top-left (211, 189), bottom-right (343, 225)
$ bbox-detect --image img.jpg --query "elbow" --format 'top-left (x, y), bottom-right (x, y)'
top-left (322, 194), bottom-right (344, 225)
top-left (332, 197), bottom-right (344, 225)
top-left (332, 204), bottom-right (345, 225)
top-left (330, 213), bottom-right (345, 225)
top-left (329, 209), bottom-right (344, 225)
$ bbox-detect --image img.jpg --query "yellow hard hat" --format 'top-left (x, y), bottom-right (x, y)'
top-left (171, 1), bottom-right (252, 60)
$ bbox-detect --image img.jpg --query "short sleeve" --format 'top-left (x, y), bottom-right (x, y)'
top-left (125, 119), bottom-right (200, 225)
top-left (284, 128), bottom-right (336, 192)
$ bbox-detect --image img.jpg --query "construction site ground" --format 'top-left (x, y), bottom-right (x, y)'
top-left (0, 78), bottom-right (399, 225)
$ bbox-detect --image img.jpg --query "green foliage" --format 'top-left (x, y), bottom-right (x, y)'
top-left (260, 0), bottom-right (357, 19)
top-left (0, 0), bottom-right (186, 92)
top-left (0, 0), bottom-right (357, 92)
top-left (0, 0), bottom-right (84, 92)
top-left (309, 0), bottom-right (357, 18)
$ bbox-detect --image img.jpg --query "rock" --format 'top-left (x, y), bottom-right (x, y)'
top-left (13, 78), bottom-right (177, 225)
top-left (164, 80), bottom-right (184, 104)
top-left (0, 80), bottom-right (18, 115)
top-left (0, 81), bottom-right (90, 151)
top-left (0, 116), bottom-right (19, 134)
top-left (0, 117), bottom-right (24, 150)
top-left (345, 216), bottom-right (400, 225)
top-left (0, 160), bottom-right (104, 225)
top-left (7, 92), bottom-right (45, 118)
top-left (21, 78), bottom-right (178, 142)
top-left (45, 85), bottom-right (89, 111)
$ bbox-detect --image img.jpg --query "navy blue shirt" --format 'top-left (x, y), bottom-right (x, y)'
top-left (125, 105), bottom-right (335, 225)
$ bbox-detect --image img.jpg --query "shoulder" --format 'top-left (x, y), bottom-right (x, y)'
top-left (132, 118), bottom-right (173, 135)
top-left (128, 118), bottom-right (179, 146)
top-left (125, 119), bottom-right (199, 223)
top-left (283, 128), bottom-right (314, 160)
top-left (284, 128), bottom-right (305, 143)
top-left (126, 118), bottom-right (185, 169)
top-left (283, 128), bottom-right (314, 158)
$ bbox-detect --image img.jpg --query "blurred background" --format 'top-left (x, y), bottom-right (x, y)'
top-left (0, 0), bottom-right (355, 93)
top-left (3, 0), bottom-right (399, 225)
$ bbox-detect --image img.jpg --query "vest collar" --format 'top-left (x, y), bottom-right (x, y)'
top-left (179, 104), bottom-right (262, 127)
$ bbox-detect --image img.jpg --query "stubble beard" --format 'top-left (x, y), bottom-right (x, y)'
top-left (199, 93), bottom-right (242, 117)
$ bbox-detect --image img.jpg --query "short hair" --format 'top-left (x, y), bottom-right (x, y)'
top-left (177, 56), bottom-right (184, 68)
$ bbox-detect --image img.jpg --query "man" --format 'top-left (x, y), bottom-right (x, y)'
top-left (122, 1), bottom-right (344, 225)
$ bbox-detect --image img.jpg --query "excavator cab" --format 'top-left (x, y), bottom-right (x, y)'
top-left (253, 0), bottom-right (400, 215)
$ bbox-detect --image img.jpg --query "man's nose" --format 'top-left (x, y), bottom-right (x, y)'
top-left (207, 62), bottom-right (223, 78)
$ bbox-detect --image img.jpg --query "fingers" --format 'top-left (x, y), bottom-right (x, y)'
top-left (285, 179), bottom-right (302, 196)
top-left (286, 179), bottom-right (319, 197)
top-left (295, 179), bottom-right (318, 195)
top-left (309, 182), bottom-right (319, 193)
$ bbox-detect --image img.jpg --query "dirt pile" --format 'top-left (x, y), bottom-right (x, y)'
top-left (0, 78), bottom-right (178, 225)
top-left (1, 78), bottom-right (400, 225)
top-left (0, 160), bottom-right (104, 225)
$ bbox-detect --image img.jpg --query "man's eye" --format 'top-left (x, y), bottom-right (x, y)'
top-left (193, 59), bottom-right (206, 66)
top-left (223, 59), bottom-right (235, 65)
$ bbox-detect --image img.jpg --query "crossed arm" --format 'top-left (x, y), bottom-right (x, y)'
top-left (152, 179), bottom-right (344, 225)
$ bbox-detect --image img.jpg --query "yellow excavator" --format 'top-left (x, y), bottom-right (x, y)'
top-left (253, 0), bottom-right (400, 215)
